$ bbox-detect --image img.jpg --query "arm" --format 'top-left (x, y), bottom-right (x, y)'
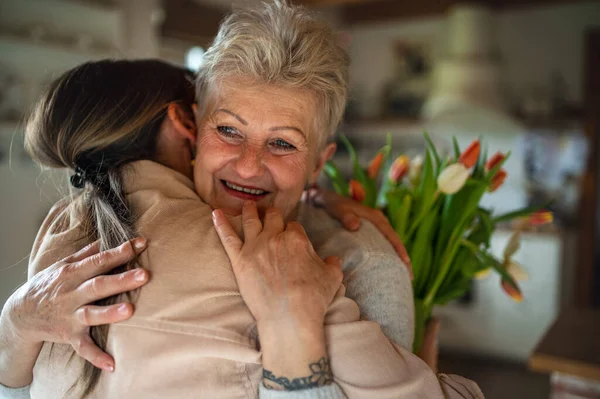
top-left (212, 202), bottom-right (345, 397)
top-left (303, 188), bottom-right (412, 278)
top-left (0, 240), bottom-right (148, 388)
top-left (214, 202), bottom-right (482, 399)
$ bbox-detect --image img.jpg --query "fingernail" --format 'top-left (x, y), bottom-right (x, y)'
top-left (212, 210), bottom-right (219, 223)
top-left (133, 238), bottom-right (146, 250)
top-left (118, 304), bottom-right (129, 314)
top-left (104, 363), bottom-right (115, 372)
top-left (134, 269), bottom-right (147, 282)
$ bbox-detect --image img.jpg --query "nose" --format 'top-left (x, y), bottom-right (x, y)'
top-left (233, 144), bottom-right (265, 179)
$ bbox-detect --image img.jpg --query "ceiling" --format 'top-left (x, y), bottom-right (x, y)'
top-left (167, 0), bottom-right (592, 42)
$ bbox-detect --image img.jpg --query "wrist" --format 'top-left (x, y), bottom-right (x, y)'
top-left (258, 317), bottom-right (330, 390)
top-left (1, 291), bottom-right (38, 346)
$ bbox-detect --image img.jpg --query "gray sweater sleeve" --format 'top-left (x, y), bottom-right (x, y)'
top-left (259, 383), bottom-right (346, 399)
top-left (0, 383), bottom-right (30, 399)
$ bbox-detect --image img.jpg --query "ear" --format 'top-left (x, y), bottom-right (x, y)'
top-left (310, 142), bottom-right (337, 184)
top-left (167, 103), bottom-right (196, 143)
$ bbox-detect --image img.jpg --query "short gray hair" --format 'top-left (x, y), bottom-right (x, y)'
top-left (196, 0), bottom-right (349, 146)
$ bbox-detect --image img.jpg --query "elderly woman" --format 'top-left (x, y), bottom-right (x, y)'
top-left (0, 2), bottom-right (482, 399)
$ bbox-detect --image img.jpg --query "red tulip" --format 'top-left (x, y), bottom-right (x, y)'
top-left (501, 278), bottom-right (523, 302)
top-left (367, 152), bottom-right (384, 179)
top-left (485, 152), bottom-right (505, 172)
top-left (349, 179), bottom-right (366, 202)
top-left (388, 155), bottom-right (409, 182)
top-left (459, 140), bottom-right (480, 169)
top-left (489, 169), bottom-right (507, 192)
top-left (528, 210), bottom-right (553, 226)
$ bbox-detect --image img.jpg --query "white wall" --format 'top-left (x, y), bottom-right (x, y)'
top-left (347, 2), bottom-right (600, 118)
top-left (0, 0), bottom-right (162, 309)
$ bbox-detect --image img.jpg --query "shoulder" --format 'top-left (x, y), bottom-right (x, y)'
top-left (28, 198), bottom-right (86, 278)
top-left (297, 203), bottom-right (404, 274)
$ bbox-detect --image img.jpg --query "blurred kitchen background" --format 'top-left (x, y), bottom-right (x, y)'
top-left (0, 0), bottom-right (599, 398)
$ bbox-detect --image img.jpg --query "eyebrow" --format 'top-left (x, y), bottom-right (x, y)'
top-left (215, 108), bottom-right (306, 139)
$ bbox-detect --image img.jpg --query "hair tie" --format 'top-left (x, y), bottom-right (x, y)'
top-left (70, 165), bottom-right (87, 189)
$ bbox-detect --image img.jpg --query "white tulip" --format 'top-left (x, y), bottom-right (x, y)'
top-left (437, 163), bottom-right (470, 194)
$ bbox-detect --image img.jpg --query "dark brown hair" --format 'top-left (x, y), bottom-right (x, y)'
top-left (25, 59), bottom-right (195, 397)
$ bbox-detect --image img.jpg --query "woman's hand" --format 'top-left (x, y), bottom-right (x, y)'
top-left (212, 201), bottom-right (342, 390)
top-left (4, 238), bottom-right (148, 372)
top-left (303, 187), bottom-right (412, 277)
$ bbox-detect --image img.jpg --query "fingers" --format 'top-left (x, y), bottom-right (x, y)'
top-left (212, 209), bottom-right (243, 261)
top-left (242, 201), bottom-right (262, 241)
top-left (340, 211), bottom-right (361, 231)
top-left (262, 208), bottom-right (284, 236)
top-left (285, 221), bottom-right (309, 239)
top-left (77, 268), bottom-right (149, 303)
top-left (62, 240), bottom-right (101, 263)
top-left (75, 302), bottom-right (134, 327)
top-left (71, 334), bottom-right (115, 372)
top-left (72, 238), bottom-right (148, 281)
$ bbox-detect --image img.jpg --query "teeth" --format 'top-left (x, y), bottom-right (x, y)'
top-left (224, 181), bottom-right (266, 195)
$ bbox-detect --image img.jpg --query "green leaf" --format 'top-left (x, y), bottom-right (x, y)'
top-left (472, 140), bottom-right (488, 179)
top-left (461, 240), bottom-right (520, 294)
top-left (413, 299), bottom-right (432, 354)
top-left (411, 203), bottom-right (439, 294)
top-left (323, 161), bottom-right (348, 195)
top-left (452, 137), bottom-right (461, 160)
top-left (407, 148), bottom-right (438, 238)
top-left (423, 131), bottom-right (441, 171)
top-left (434, 276), bottom-right (471, 306)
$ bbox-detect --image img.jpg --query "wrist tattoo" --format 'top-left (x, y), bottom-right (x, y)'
top-left (263, 356), bottom-right (333, 391)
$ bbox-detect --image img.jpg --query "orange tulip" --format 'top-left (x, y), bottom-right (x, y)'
top-left (459, 140), bottom-right (480, 169)
top-left (501, 278), bottom-right (523, 302)
top-left (485, 152), bottom-right (505, 172)
top-left (528, 210), bottom-right (553, 226)
top-left (489, 169), bottom-right (507, 192)
top-left (388, 155), bottom-right (409, 182)
top-left (367, 152), bottom-right (384, 179)
top-left (349, 179), bottom-right (366, 202)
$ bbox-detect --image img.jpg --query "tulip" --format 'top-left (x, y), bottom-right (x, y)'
top-left (388, 155), bottom-right (409, 182)
top-left (459, 140), bottom-right (480, 169)
top-left (437, 163), bottom-right (470, 194)
top-left (489, 169), bottom-right (507, 192)
top-left (485, 152), bottom-right (505, 172)
top-left (503, 231), bottom-right (521, 260)
top-left (367, 152), bottom-right (384, 179)
top-left (506, 260), bottom-right (529, 281)
top-left (349, 179), bottom-right (366, 202)
top-left (409, 155), bottom-right (424, 184)
top-left (528, 210), bottom-right (553, 226)
top-left (501, 278), bottom-right (523, 302)
top-left (474, 268), bottom-right (492, 280)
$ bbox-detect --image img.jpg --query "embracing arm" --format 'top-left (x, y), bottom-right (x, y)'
top-left (0, 239), bottom-right (148, 392)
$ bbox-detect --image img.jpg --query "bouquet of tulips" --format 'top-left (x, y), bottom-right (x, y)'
top-left (324, 133), bottom-right (553, 353)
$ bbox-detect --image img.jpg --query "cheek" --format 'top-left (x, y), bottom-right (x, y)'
top-left (196, 133), bottom-right (236, 174)
top-left (266, 154), bottom-right (311, 193)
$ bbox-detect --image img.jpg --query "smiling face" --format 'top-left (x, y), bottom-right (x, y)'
top-left (193, 78), bottom-right (335, 220)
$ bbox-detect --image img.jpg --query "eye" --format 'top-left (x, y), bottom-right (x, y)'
top-left (270, 139), bottom-right (297, 152)
top-left (217, 125), bottom-right (240, 138)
